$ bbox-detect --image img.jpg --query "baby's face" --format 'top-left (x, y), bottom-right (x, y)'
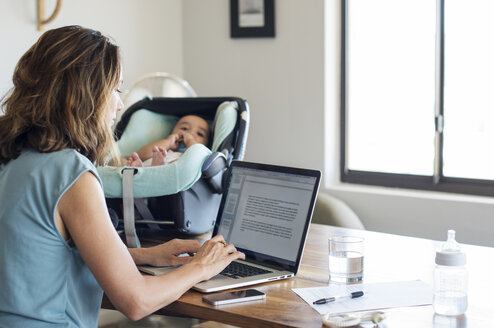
top-left (172, 115), bottom-right (210, 146)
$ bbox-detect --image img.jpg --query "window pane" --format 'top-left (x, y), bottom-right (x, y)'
top-left (443, 0), bottom-right (494, 180)
top-left (347, 0), bottom-right (436, 175)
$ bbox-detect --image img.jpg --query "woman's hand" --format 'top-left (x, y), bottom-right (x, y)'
top-left (188, 235), bottom-right (245, 281)
top-left (130, 239), bottom-right (201, 267)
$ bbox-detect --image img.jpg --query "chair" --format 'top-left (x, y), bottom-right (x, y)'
top-left (119, 72), bottom-right (198, 120)
top-left (312, 192), bottom-right (365, 230)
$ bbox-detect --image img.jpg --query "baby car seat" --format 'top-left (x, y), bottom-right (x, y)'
top-left (98, 97), bottom-right (249, 247)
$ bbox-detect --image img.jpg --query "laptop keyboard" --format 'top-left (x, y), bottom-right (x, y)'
top-left (220, 261), bottom-right (272, 279)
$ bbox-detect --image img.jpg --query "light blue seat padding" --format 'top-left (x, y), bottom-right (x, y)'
top-left (98, 144), bottom-right (211, 198)
top-left (117, 110), bottom-right (178, 158)
top-left (98, 101), bottom-right (238, 198)
top-left (211, 101), bottom-right (238, 152)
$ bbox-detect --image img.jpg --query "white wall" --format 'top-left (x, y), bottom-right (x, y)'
top-left (0, 0), bottom-right (183, 96)
top-left (183, 0), bottom-right (494, 247)
top-left (182, 0), bottom-right (325, 171)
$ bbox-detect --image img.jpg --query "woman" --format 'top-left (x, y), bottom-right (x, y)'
top-left (0, 26), bottom-right (244, 327)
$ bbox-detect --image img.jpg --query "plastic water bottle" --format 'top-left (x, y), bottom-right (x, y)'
top-left (433, 230), bottom-right (468, 316)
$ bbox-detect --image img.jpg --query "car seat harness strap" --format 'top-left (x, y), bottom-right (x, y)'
top-left (122, 168), bottom-right (141, 248)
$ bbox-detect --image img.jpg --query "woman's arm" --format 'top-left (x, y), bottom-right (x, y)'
top-left (57, 171), bottom-right (243, 321)
top-left (128, 239), bottom-right (200, 267)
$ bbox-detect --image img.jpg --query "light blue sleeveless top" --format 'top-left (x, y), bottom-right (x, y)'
top-left (0, 149), bottom-right (104, 327)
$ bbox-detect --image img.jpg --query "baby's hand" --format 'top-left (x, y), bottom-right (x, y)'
top-left (182, 132), bottom-right (199, 148)
top-left (164, 133), bottom-right (181, 150)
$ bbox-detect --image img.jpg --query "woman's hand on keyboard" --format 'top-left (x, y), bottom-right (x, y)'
top-left (189, 235), bottom-right (245, 281)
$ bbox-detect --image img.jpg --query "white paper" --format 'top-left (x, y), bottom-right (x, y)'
top-left (292, 280), bottom-right (432, 315)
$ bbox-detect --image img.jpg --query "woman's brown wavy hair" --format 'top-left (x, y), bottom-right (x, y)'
top-left (0, 25), bottom-right (121, 165)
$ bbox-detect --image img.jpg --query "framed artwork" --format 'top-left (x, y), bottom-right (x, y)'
top-left (230, 0), bottom-right (275, 38)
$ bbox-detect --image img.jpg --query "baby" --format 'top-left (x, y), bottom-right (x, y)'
top-left (127, 115), bottom-right (211, 167)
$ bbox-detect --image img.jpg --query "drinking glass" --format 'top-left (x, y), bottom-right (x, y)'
top-left (328, 236), bottom-right (364, 283)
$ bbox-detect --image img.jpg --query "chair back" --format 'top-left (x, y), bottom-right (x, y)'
top-left (120, 72), bottom-right (197, 120)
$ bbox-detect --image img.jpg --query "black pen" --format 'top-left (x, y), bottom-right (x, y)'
top-left (313, 291), bottom-right (364, 305)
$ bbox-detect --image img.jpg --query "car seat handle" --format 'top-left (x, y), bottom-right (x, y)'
top-left (202, 152), bottom-right (228, 193)
top-left (202, 152), bottom-right (227, 176)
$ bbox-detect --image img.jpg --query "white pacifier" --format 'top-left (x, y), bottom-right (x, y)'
top-left (322, 311), bottom-right (386, 327)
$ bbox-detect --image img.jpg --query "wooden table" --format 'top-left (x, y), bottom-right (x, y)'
top-left (104, 224), bottom-right (494, 327)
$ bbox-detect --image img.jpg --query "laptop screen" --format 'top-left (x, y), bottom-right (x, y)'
top-left (214, 161), bottom-right (321, 272)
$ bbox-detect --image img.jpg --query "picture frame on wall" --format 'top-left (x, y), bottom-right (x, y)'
top-left (230, 0), bottom-right (275, 38)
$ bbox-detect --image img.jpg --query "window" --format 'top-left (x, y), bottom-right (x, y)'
top-left (341, 0), bottom-right (494, 196)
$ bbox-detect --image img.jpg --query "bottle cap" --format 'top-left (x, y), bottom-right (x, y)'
top-left (435, 230), bottom-right (466, 266)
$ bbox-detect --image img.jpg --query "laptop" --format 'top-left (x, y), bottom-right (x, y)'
top-left (139, 160), bottom-right (321, 293)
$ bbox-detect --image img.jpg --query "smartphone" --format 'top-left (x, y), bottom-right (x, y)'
top-left (202, 289), bottom-right (266, 306)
